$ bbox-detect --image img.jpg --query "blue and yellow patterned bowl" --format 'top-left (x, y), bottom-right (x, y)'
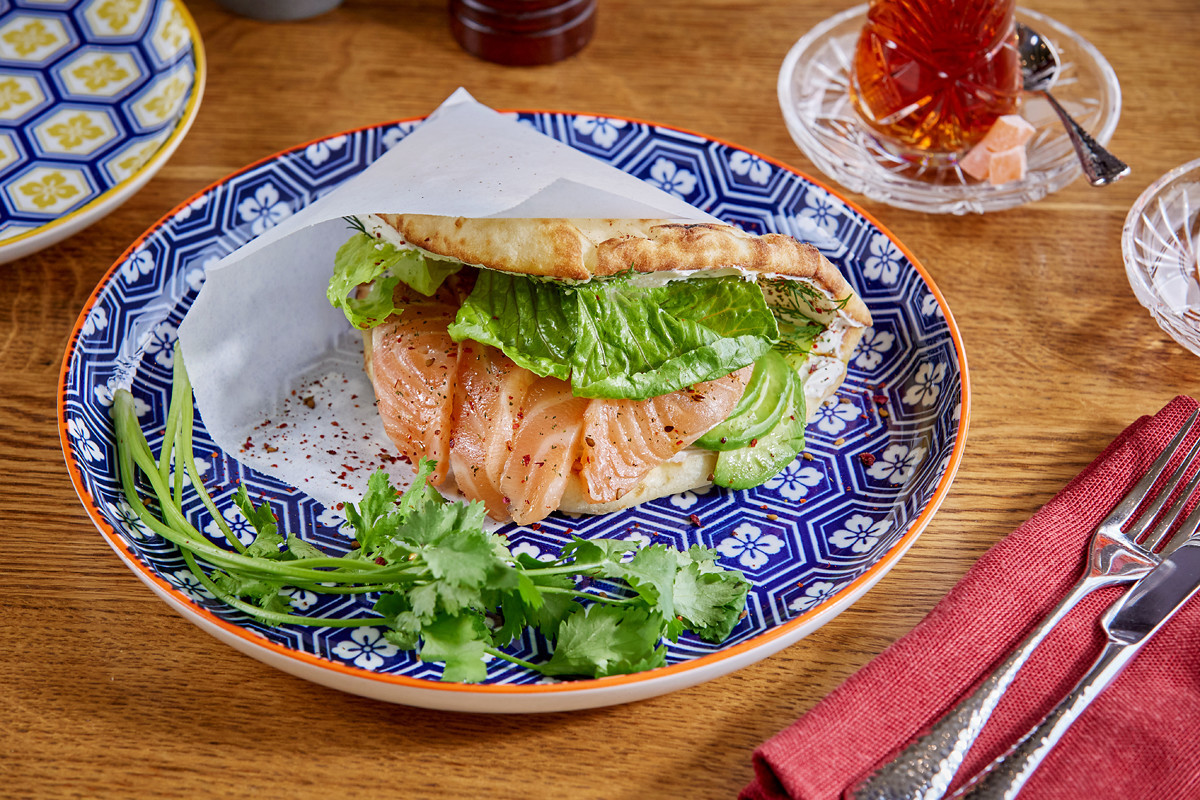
top-left (0, 0), bottom-right (203, 263)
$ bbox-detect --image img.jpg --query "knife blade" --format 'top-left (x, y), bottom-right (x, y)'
top-left (955, 533), bottom-right (1200, 800)
top-left (1105, 537), bottom-right (1200, 644)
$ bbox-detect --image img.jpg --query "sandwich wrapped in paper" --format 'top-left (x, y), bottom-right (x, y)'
top-left (178, 90), bottom-right (870, 525)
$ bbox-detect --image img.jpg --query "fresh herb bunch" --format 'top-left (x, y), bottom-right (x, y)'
top-left (112, 350), bottom-right (751, 683)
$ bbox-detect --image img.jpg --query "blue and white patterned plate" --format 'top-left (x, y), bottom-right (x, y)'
top-left (0, 0), bottom-right (203, 264)
top-left (60, 113), bottom-right (969, 713)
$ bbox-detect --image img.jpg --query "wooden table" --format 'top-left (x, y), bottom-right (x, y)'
top-left (5, 0), bottom-right (1199, 797)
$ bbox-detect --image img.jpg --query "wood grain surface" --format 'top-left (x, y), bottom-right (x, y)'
top-left (3, 1), bottom-right (1199, 798)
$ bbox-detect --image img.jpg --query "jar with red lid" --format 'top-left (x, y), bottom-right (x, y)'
top-left (449, 0), bottom-right (597, 66)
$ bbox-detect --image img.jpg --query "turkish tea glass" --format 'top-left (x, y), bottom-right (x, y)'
top-left (850, 0), bottom-right (1021, 158)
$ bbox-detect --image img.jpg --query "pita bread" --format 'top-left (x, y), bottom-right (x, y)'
top-left (358, 214), bottom-right (873, 518)
top-left (372, 214), bottom-right (871, 327)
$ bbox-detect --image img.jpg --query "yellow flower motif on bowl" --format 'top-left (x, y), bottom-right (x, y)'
top-left (117, 140), bottom-right (158, 174)
top-left (98, 0), bottom-right (144, 33)
top-left (71, 54), bottom-right (129, 92)
top-left (19, 171), bottom-right (79, 209)
top-left (0, 77), bottom-right (32, 112)
top-left (47, 112), bottom-right (105, 150)
top-left (155, 2), bottom-right (187, 57)
top-left (3, 20), bottom-right (60, 57)
top-left (144, 75), bottom-right (185, 121)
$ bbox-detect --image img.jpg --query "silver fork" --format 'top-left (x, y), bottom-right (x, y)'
top-left (955, 464), bottom-right (1200, 800)
top-left (847, 409), bottom-right (1200, 800)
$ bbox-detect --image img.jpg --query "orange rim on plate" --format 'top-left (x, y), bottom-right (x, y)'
top-left (59, 111), bottom-right (970, 698)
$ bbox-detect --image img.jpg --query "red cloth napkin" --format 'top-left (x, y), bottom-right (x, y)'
top-left (743, 395), bottom-right (1200, 800)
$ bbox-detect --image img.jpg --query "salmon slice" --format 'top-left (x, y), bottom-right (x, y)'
top-left (499, 376), bottom-right (591, 525)
top-left (449, 344), bottom-right (589, 524)
top-left (368, 284), bottom-right (461, 484)
top-left (579, 366), bottom-right (751, 504)
top-left (372, 278), bottom-right (752, 521)
top-left (448, 344), bottom-right (536, 519)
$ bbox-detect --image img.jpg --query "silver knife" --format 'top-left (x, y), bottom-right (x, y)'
top-left (953, 533), bottom-right (1200, 800)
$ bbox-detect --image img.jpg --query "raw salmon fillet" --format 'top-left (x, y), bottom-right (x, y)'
top-left (367, 283), bottom-right (462, 484)
top-left (579, 366), bottom-right (751, 504)
top-left (448, 344), bottom-right (537, 520)
top-left (372, 294), bottom-right (752, 523)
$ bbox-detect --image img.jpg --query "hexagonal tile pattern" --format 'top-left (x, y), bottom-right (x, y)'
top-left (0, 131), bottom-right (23, 174)
top-left (32, 106), bottom-right (120, 156)
top-left (57, 48), bottom-right (142, 98)
top-left (101, 127), bottom-right (166, 182)
top-left (6, 163), bottom-right (93, 215)
top-left (0, 14), bottom-right (73, 63)
top-left (126, 61), bottom-right (188, 131)
top-left (148, 0), bottom-right (188, 64)
top-left (0, 70), bottom-right (48, 121)
top-left (0, 0), bottom-right (200, 250)
top-left (80, 0), bottom-right (153, 39)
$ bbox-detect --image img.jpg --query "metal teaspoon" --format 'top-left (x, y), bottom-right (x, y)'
top-left (1016, 21), bottom-right (1130, 186)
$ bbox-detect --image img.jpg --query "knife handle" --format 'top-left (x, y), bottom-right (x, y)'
top-left (952, 640), bottom-right (1137, 800)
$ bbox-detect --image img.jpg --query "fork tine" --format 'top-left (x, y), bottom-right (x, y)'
top-left (1139, 431), bottom-right (1200, 551)
top-left (1159, 478), bottom-right (1200, 559)
top-left (1099, 408), bottom-right (1200, 534)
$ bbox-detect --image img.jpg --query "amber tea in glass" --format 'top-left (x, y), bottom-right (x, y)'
top-left (850, 0), bottom-right (1021, 156)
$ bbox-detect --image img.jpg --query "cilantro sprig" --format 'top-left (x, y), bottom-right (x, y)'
top-left (111, 348), bottom-right (750, 683)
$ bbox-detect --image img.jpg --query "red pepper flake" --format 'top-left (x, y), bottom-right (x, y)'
top-left (276, 423), bottom-right (288, 429)
top-left (689, 514), bottom-right (702, 527)
top-left (750, 438), bottom-right (758, 448)
top-left (859, 452), bottom-right (877, 467)
top-left (374, 556), bottom-right (387, 566)
top-left (522, 454), bottom-right (531, 466)
top-left (873, 395), bottom-right (888, 405)
top-left (263, 444), bottom-right (278, 453)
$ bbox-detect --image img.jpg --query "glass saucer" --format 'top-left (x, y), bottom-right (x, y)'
top-left (1123, 158), bottom-right (1200, 358)
top-left (777, 5), bottom-right (1122, 215)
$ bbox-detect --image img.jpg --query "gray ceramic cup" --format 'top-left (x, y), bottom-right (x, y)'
top-left (215, 0), bottom-right (343, 21)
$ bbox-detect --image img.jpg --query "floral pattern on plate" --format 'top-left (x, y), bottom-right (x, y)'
top-left (61, 112), bottom-right (967, 696)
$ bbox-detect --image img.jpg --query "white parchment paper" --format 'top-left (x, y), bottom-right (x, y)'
top-left (177, 89), bottom-right (716, 509)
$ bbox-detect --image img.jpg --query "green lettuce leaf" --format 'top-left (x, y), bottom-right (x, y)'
top-left (448, 272), bottom-right (778, 400)
top-left (327, 233), bottom-right (461, 329)
top-left (445, 269), bottom-right (574, 380)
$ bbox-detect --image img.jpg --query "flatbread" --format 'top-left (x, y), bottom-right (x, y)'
top-left (372, 214), bottom-right (872, 327)
top-left (360, 214), bottom-right (874, 518)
